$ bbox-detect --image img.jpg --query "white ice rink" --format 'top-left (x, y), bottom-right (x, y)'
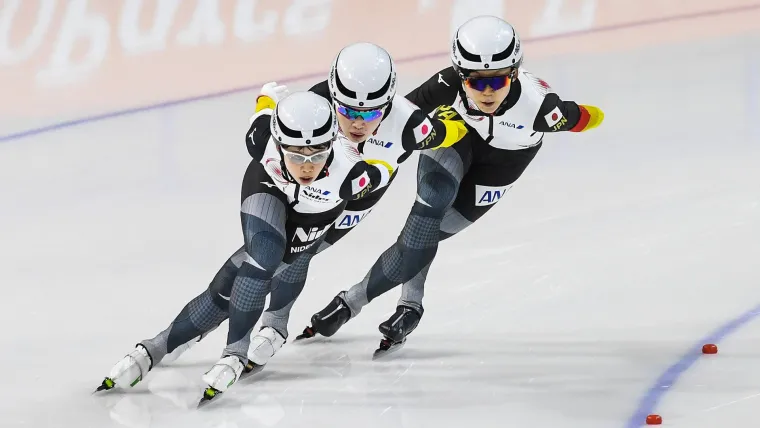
top-left (2, 19), bottom-right (760, 428)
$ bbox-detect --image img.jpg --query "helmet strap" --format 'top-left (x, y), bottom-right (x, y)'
top-left (275, 145), bottom-right (296, 184)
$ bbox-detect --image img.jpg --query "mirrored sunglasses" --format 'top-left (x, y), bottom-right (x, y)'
top-left (463, 71), bottom-right (515, 92)
top-left (335, 103), bottom-right (384, 122)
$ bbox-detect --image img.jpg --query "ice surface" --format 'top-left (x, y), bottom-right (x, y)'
top-left (1, 32), bottom-right (759, 428)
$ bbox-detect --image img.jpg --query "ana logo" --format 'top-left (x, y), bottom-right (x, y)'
top-left (305, 186), bottom-right (330, 196)
top-left (335, 208), bottom-right (373, 230)
top-left (499, 121), bottom-right (524, 129)
top-left (475, 184), bottom-right (513, 206)
top-left (293, 225), bottom-right (329, 243)
top-left (302, 186), bottom-right (331, 202)
top-left (367, 138), bottom-right (393, 148)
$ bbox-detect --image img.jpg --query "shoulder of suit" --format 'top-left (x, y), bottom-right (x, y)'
top-left (518, 68), bottom-right (554, 101)
top-left (430, 67), bottom-right (460, 97)
top-left (387, 94), bottom-right (419, 123)
top-left (333, 137), bottom-right (363, 164)
top-left (506, 69), bottom-right (553, 118)
top-left (438, 66), bottom-right (459, 83)
top-left (262, 154), bottom-right (290, 187)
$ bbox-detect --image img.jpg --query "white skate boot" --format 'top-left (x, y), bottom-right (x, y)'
top-left (198, 355), bottom-right (245, 406)
top-left (96, 345), bottom-right (153, 392)
top-left (247, 327), bottom-right (286, 369)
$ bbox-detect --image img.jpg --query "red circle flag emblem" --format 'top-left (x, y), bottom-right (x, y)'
top-left (351, 171), bottom-right (371, 195)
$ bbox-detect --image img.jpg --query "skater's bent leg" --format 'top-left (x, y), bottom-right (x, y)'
top-left (398, 143), bottom-right (542, 309)
top-left (397, 207), bottom-right (471, 309)
top-left (260, 241), bottom-right (324, 338)
top-left (263, 186), bottom-right (387, 330)
top-left (140, 246), bottom-right (247, 365)
top-left (343, 146), bottom-right (469, 315)
top-left (224, 191), bottom-right (288, 360)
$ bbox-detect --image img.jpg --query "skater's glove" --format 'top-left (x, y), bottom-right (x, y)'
top-left (256, 82), bottom-right (290, 112)
top-left (432, 105), bottom-right (468, 150)
top-left (571, 104), bottom-right (604, 132)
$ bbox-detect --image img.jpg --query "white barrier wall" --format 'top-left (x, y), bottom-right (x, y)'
top-left (2, 0), bottom-right (760, 135)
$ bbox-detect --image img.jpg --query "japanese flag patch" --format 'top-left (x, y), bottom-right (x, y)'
top-left (412, 117), bottom-right (433, 143)
top-left (544, 106), bottom-right (564, 128)
top-left (351, 171), bottom-right (371, 194)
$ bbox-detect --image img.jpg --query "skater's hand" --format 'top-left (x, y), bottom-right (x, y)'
top-left (578, 104), bottom-right (604, 131)
top-left (433, 104), bottom-right (465, 123)
top-left (256, 82), bottom-right (290, 112)
top-left (431, 105), bottom-right (467, 150)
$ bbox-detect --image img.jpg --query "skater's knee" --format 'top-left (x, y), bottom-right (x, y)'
top-left (208, 261), bottom-right (239, 304)
top-left (416, 170), bottom-right (457, 213)
top-left (245, 230), bottom-right (286, 274)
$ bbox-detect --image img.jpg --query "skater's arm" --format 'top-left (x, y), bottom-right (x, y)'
top-left (245, 113), bottom-right (273, 161)
top-left (405, 67), bottom-right (460, 114)
top-left (339, 161), bottom-right (388, 201)
top-left (531, 92), bottom-right (605, 133)
top-left (239, 159), bottom-right (289, 259)
top-left (400, 103), bottom-right (469, 152)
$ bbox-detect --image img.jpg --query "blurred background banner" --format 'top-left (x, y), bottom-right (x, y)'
top-left (2, 0), bottom-right (760, 130)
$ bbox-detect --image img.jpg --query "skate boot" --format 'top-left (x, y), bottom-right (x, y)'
top-left (247, 327), bottom-right (286, 372)
top-left (373, 305), bottom-right (424, 359)
top-left (95, 344), bottom-right (153, 392)
top-left (295, 294), bottom-right (351, 340)
top-left (198, 355), bottom-right (247, 407)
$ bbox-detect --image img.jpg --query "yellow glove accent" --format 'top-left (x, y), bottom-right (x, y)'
top-left (581, 105), bottom-right (605, 131)
top-left (432, 119), bottom-right (468, 150)
top-left (365, 159), bottom-right (395, 176)
top-left (255, 96), bottom-right (276, 113)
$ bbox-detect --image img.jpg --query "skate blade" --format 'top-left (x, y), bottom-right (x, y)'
top-left (293, 326), bottom-right (316, 342)
top-left (197, 387), bottom-right (222, 409)
top-left (241, 363), bottom-right (265, 378)
top-left (197, 363), bottom-right (265, 408)
top-left (92, 377), bottom-right (116, 394)
top-left (372, 339), bottom-right (406, 360)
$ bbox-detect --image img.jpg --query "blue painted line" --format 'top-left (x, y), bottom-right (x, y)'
top-left (0, 81), bottom-right (306, 144)
top-left (625, 303), bottom-right (760, 428)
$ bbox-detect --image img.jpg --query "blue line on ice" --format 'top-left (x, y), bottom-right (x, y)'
top-left (625, 303), bottom-right (760, 428)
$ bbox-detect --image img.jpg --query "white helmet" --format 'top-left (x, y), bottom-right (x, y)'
top-left (270, 91), bottom-right (338, 147)
top-left (451, 15), bottom-right (523, 77)
top-left (328, 42), bottom-right (397, 109)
